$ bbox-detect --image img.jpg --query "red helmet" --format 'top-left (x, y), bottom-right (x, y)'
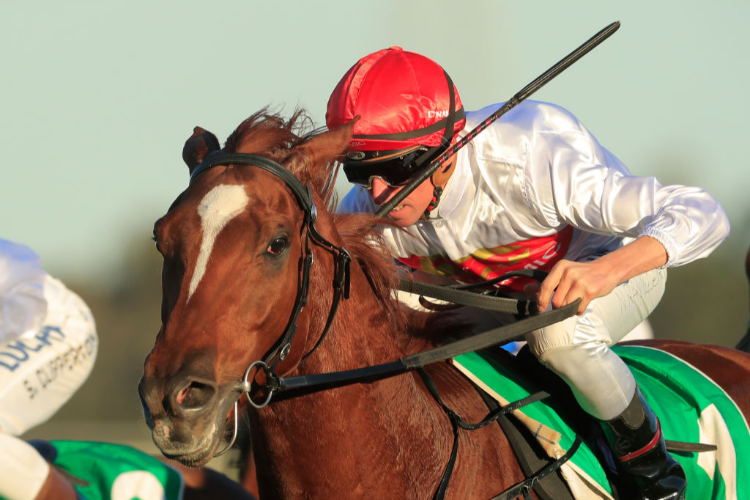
top-left (326, 47), bottom-right (466, 153)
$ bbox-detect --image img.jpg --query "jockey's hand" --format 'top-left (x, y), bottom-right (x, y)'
top-left (530, 259), bottom-right (618, 315)
top-left (525, 236), bottom-right (669, 315)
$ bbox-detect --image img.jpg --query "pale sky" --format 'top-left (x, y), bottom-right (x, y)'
top-left (2, 1), bottom-right (748, 281)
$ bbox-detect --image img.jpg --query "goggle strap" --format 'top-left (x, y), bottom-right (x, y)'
top-left (351, 69), bottom-right (463, 144)
top-left (351, 108), bottom-right (464, 142)
top-left (405, 70), bottom-right (457, 171)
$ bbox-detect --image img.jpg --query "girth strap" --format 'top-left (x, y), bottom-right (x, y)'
top-left (415, 368), bottom-right (582, 500)
top-left (479, 392), bottom-right (574, 500)
top-left (492, 438), bottom-right (582, 500)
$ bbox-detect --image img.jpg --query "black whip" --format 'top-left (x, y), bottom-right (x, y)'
top-left (375, 21), bottom-right (621, 217)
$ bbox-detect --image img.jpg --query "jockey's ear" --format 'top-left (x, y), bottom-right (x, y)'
top-left (182, 127), bottom-right (221, 175)
top-left (289, 118), bottom-right (358, 172)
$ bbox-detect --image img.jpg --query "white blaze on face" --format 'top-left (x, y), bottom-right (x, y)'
top-left (188, 184), bottom-right (250, 300)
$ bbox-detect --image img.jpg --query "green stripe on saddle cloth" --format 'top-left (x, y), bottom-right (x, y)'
top-left (452, 345), bottom-right (750, 500)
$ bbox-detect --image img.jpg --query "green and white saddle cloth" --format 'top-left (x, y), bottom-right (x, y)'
top-left (453, 345), bottom-right (750, 500)
top-left (46, 441), bottom-right (183, 500)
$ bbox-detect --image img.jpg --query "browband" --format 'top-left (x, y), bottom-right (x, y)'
top-left (190, 152), bottom-right (313, 212)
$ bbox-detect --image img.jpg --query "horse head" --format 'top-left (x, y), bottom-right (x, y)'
top-left (138, 111), bottom-right (364, 466)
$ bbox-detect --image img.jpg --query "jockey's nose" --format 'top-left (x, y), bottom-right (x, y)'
top-left (370, 177), bottom-right (401, 206)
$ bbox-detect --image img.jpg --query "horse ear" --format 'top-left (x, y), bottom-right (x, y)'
top-left (182, 127), bottom-right (221, 174)
top-left (295, 117), bottom-right (358, 167)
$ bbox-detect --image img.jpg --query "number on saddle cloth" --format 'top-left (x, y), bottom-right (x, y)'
top-left (25, 440), bottom-right (184, 500)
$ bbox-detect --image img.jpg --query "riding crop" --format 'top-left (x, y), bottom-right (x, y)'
top-left (375, 20), bottom-right (621, 217)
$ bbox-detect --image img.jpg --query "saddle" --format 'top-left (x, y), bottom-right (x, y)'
top-left (467, 346), bottom-right (609, 499)
top-left (456, 345), bottom-right (741, 500)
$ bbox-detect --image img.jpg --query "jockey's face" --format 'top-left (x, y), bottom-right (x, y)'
top-left (369, 177), bottom-right (434, 227)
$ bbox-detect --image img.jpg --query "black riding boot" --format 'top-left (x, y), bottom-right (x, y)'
top-left (599, 387), bottom-right (687, 500)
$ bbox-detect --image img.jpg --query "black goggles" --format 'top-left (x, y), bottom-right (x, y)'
top-left (343, 146), bottom-right (433, 188)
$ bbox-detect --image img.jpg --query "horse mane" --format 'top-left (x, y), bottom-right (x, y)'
top-left (333, 212), bottom-right (467, 352)
top-left (224, 109), bottom-right (463, 350)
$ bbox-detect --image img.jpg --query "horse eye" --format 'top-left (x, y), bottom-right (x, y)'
top-left (267, 237), bottom-right (287, 256)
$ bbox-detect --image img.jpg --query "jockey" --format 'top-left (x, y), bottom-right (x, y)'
top-left (327, 47), bottom-right (730, 500)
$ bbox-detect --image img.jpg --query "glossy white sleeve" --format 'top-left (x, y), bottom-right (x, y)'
top-left (526, 106), bottom-right (730, 267)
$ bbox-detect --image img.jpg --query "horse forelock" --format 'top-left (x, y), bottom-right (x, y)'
top-left (223, 108), bottom-right (340, 208)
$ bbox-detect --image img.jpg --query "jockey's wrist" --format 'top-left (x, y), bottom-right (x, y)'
top-left (592, 236), bottom-right (668, 286)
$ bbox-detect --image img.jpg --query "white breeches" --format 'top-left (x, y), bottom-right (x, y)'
top-left (398, 267), bottom-right (667, 421)
top-left (527, 268), bottom-right (666, 420)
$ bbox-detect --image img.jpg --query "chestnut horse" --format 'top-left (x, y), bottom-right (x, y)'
top-left (139, 111), bottom-right (750, 499)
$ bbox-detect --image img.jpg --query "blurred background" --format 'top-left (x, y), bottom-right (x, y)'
top-left (3, 0), bottom-right (749, 479)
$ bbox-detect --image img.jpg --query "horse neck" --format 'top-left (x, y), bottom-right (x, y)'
top-left (249, 257), bottom-right (454, 497)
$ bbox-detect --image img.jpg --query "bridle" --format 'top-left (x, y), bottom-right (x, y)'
top-left (187, 150), bottom-right (585, 498)
top-left (189, 151), bottom-right (352, 450)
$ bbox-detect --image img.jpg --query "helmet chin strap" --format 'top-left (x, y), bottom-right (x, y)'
top-left (423, 184), bottom-right (443, 218)
top-left (424, 155), bottom-right (456, 218)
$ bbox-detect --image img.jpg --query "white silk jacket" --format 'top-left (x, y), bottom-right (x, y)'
top-left (338, 101), bottom-right (730, 288)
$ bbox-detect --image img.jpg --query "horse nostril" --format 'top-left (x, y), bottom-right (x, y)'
top-left (174, 380), bottom-right (217, 411)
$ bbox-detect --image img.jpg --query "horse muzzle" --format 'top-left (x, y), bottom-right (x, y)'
top-left (138, 373), bottom-right (237, 466)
